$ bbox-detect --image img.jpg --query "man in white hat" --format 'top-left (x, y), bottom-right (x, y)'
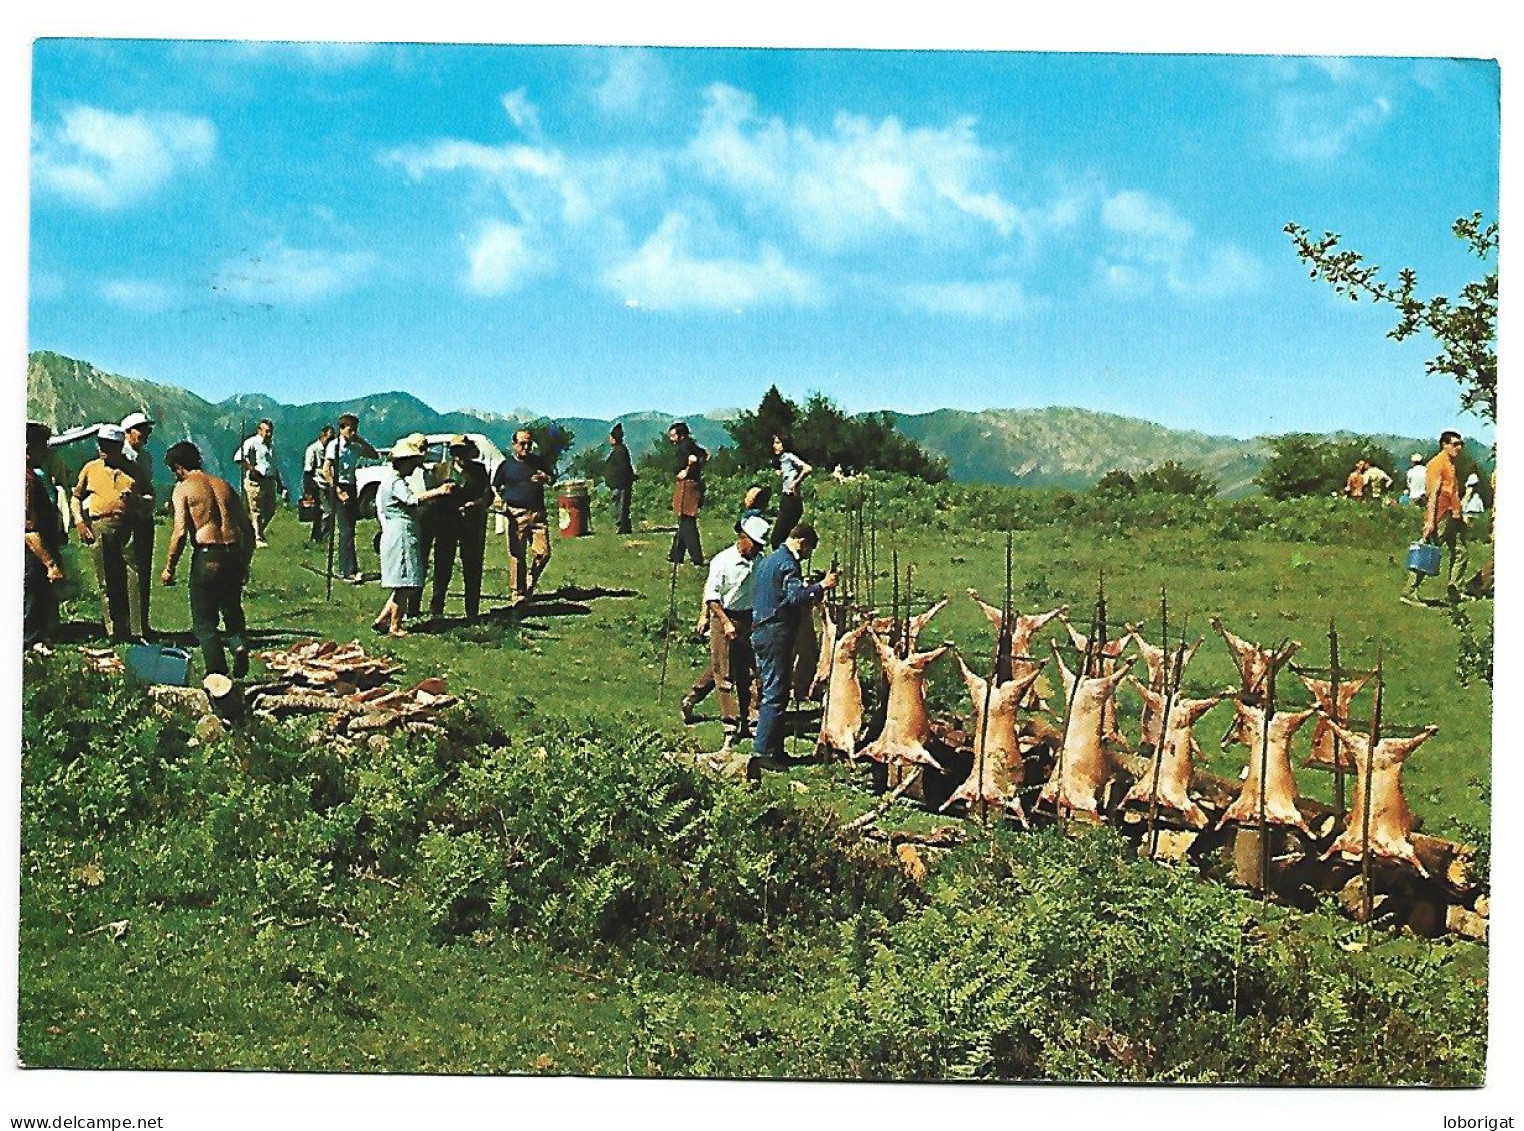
top-left (1406, 453), bottom-right (1427, 507)
top-left (70, 425), bottom-right (149, 640)
top-left (237, 419), bottom-right (287, 547)
top-left (120, 411), bottom-right (156, 636)
top-left (680, 514), bottom-right (769, 741)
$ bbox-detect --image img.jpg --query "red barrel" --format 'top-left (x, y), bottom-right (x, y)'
top-left (557, 481), bottom-right (591, 538)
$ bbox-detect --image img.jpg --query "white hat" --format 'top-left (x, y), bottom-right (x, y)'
top-left (1411, 453), bottom-right (1424, 464)
top-left (121, 411), bottom-right (154, 432)
top-left (740, 515), bottom-right (770, 544)
top-left (97, 424), bottom-right (126, 444)
top-left (1466, 473), bottom-right (1480, 486)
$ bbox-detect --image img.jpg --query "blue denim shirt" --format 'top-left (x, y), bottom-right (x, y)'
top-left (750, 544), bottom-right (823, 632)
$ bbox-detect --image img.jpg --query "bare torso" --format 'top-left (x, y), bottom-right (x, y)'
top-left (177, 471), bottom-right (248, 547)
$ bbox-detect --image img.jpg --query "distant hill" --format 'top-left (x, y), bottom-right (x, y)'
top-left (29, 351), bottom-right (1447, 498)
top-left (26, 351), bottom-right (732, 495)
top-left (888, 408), bottom-right (1454, 497)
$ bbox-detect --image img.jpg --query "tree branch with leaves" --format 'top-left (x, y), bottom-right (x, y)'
top-left (1285, 213), bottom-right (1497, 424)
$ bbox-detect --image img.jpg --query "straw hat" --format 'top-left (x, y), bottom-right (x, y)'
top-left (391, 433), bottom-right (428, 461)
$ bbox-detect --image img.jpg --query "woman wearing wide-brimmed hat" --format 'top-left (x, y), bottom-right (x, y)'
top-left (372, 433), bottom-right (455, 636)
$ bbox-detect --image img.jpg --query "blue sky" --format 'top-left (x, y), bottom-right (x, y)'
top-left (28, 41), bottom-right (1498, 440)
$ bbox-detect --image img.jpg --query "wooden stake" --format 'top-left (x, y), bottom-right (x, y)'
top-left (1361, 646), bottom-right (1385, 928)
top-left (1329, 617), bottom-right (1345, 822)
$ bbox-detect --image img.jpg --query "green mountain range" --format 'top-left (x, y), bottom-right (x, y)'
top-left (28, 350), bottom-right (1440, 497)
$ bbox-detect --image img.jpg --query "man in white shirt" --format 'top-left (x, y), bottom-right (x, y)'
top-left (1406, 454), bottom-right (1427, 507)
top-left (323, 413), bottom-right (379, 582)
top-left (238, 419), bottom-right (286, 547)
top-left (681, 515), bottom-right (770, 741)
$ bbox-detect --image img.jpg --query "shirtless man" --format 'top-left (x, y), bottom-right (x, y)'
top-left (160, 441), bottom-right (256, 678)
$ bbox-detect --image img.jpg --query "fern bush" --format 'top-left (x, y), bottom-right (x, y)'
top-left (805, 826), bottom-right (1486, 1084)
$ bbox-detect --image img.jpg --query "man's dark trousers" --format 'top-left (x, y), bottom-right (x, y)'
top-left (751, 620), bottom-right (795, 758)
top-left (189, 545), bottom-right (248, 676)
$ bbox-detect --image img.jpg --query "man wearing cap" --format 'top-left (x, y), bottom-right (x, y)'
top-left (160, 441), bottom-right (255, 678)
top-left (70, 425), bottom-right (146, 641)
top-left (1406, 453), bottom-right (1427, 507)
top-left (25, 422), bottom-right (66, 650)
top-left (303, 424), bottom-right (336, 543)
top-left (238, 419), bottom-right (287, 547)
top-left (120, 411), bottom-right (156, 636)
top-left (428, 436), bottom-right (494, 621)
top-left (492, 428), bottom-right (554, 604)
top-left (323, 413), bottom-right (379, 583)
top-left (680, 514), bottom-right (770, 738)
top-left (749, 523), bottom-right (837, 769)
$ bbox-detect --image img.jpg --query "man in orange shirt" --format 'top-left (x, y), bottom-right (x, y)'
top-left (1344, 460), bottom-right (1367, 499)
top-left (1402, 431), bottom-right (1469, 606)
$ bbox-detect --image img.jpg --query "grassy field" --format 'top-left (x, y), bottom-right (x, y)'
top-left (18, 475), bottom-right (1494, 1081)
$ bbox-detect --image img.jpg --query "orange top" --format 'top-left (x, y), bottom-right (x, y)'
top-left (1345, 470), bottom-right (1365, 497)
top-left (1426, 449), bottom-right (1462, 520)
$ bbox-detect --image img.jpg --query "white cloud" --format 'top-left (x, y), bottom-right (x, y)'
top-left (604, 212), bottom-right (820, 313)
top-left (1276, 93), bottom-right (1393, 162)
top-left (33, 105), bottom-right (216, 210)
top-left (101, 279), bottom-right (175, 313)
top-left (465, 221), bottom-right (546, 296)
top-left (1268, 59), bottom-right (1394, 163)
top-left (688, 83), bottom-right (1022, 252)
top-left (1101, 190), bottom-right (1193, 245)
top-left (1097, 189), bottom-right (1260, 299)
top-left (592, 50), bottom-right (672, 118)
top-left (501, 89), bottom-right (542, 139)
top-left (900, 279), bottom-right (1034, 321)
top-left (383, 138), bottom-right (599, 226)
top-left (213, 242), bottom-right (375, 304)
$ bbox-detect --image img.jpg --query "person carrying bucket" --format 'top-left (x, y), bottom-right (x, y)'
top-left (1401, 431), bottom-right (1469, 607)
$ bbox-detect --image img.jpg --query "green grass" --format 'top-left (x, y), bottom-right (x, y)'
top-left (22, 477), bottom-right (1493, 1081)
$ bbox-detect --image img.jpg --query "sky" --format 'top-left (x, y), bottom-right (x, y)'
top-left (25, 38), bottom-right (1499, 441)
top-left (4, 5), bottom-right (1521, 1129)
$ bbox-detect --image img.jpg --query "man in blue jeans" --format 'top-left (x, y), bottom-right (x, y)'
top-left (750, 522), bottom-right (837, 776)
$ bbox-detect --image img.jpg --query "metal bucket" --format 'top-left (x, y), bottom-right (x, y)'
top-left (558, 480), bottom-right (591, 538)
top-left (1406, 541), bottom-right (1442, 576)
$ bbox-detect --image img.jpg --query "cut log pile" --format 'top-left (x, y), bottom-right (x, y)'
top-left (258, 639), bottom-right (400, 692)
top-left (80, 646), bottom-right (126, 675)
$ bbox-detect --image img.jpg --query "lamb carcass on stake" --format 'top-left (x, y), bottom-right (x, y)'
top-left (943, 653), bottom-right (1045, 824)
top-left (1217, 700), bottom-right (1315, 834)
top-left (1122, 678), bottom-right (1229, 829)
top-left (858, 602), bottom-right (950, 771)
top-left (1123, 622), bottom-right (1205, 748)
top-left (1209, 617), bottom-right (1301, 695)
top-left (815, 620), bottom-right (872, 759)
top-left (1318, 717), bottom-right (1438, 876)
top-left (966, 590), bottom-right (1065, 709)
top-left (1038, 643), bottom-right (1134, 815)
top-left (1295, 670), bottom-right (1373, 770)
top-left (1059, 617), bottom-right (1131, 749)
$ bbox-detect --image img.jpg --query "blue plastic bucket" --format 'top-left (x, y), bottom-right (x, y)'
top-left (126, 644), bottom-right (193, 686)
top-left (1406, 542), bottom-right (1442, 577)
